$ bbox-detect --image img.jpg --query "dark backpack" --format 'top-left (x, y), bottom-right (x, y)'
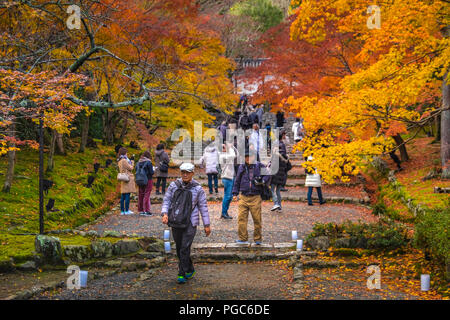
top-left (167, 180), bottom-right (198, 229)
top-left (159, 160), bottom-right (169, 173)
top-left (135, 162), bottom-right (148, 187)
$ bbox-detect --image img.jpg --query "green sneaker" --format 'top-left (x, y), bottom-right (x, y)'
top-left (177, 275), bottom-right (187, 284)
top-left (185, 271), bottom-right (195, 280)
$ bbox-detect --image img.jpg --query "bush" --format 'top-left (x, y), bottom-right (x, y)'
top-left (308, 220), bottom-right (409, 250)
top-left (414, 206), bottom-right (450, 269)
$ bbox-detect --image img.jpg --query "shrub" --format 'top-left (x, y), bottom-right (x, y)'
top-left (308, 220), bottom-right (409, 250)
top-left (414, 206), bottom-right (450, 270)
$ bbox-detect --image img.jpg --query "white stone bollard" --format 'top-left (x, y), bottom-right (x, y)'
top-left (164, 230), bottom-right (170, 241)
top-left (296, 240), bottom-right (303, 251)
top-left (79, 270), bottom-right (88, 287)
top-left (164, 241), bottom-right (171, 253)
top-left (421, 274), bottom-right (430, 291)
top-left (291, 231), bottom-right (298, 241)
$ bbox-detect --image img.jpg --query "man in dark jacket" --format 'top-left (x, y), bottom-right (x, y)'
top-left (232, 150), bottom-right (270, 245)
top-left (276, 111), bottom-right (285, 129)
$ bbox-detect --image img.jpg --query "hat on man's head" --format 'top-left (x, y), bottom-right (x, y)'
top-left (180, 162), bottom-right (194, 172)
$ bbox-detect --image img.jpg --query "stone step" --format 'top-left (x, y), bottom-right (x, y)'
top-left (149, 194), bottom-right (369, 204)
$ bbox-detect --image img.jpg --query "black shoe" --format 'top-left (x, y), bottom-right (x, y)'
top-left (221, 215), bottom-right (232, 219)
top-left (156, 191), bottom-right (161, 195)
top-left (215, 190), bottom-right (219, 194)
top-left (308, 203), bottom-right (313, 206)
top-left (280, 188), bottom-right (288, 192)
top-left (145, 212), bottom-right (154, 216)
top-left (319, 201), bottom-right (326, 205)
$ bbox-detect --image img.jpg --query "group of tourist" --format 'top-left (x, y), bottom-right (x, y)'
top-left (116, 143), bottom-right (170, 216)
top-left (116, 95), bottom-right (328, 284)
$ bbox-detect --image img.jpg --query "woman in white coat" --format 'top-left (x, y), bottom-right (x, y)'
top-left (304, 155), bottom-right (326, 206)
top-left (200, 143), bottom-right (220, 194)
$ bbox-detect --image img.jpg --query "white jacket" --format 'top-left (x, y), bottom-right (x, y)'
top-left (200, 145), bottom-right (219, 174)
top-left (304, 156), bottom-right (321, 187)
top-left (292, 122), bottom-right (304, 141)
top-left (219, 146), bottom-right (237, 180)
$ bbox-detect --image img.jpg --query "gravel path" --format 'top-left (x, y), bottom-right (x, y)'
top-left (87, 201), bottom-right (376, 243)
top-left (34, 261), bottom-right (294, 300)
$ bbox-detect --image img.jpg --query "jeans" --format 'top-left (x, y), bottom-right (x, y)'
top-left (307, 187), bottom-right (324, 204)
top-left (207, 173), bottom-right (218, 193)
top-left (172, 222), bottom-right (197, 277)
top-left (138, 179), bottom-right (152, 212)
top-left (222, 178), bottom-right (234, 216)
top-left (271, 184), bottom-right (282, 206)
top-left (120, 193), bottom-right (130, 212)
top-left (156, 177), bottom-right (167, 193)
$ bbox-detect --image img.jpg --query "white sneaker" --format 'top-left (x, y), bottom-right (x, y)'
top-left (126, 210), bottom-right (134, 215)
top-left (270, 205), bottom-right (281, 211)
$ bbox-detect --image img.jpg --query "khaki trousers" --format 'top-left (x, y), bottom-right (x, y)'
top-left (238, 194), bottom-right (262, 242)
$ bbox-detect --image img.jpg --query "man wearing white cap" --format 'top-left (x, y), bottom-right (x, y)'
top-left (161, 162), bottom-right (211, 284)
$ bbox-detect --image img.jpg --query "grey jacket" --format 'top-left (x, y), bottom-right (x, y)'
top-left (161, 178), bottom-right (210, 227)
top-left (155, 149), bottom-right (170, 178)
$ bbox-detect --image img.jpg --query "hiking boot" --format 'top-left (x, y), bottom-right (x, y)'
top-left (185, 271), bottom-right (196, 280)
top-left (177, 276), bottom-right (187, 284)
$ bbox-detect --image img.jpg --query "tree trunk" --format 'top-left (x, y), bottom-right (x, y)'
top-left (2, 123), bottom-right (16, 193)
top-left (79, 112), bottom-right (90, 153)
top-left (47, 129), bottom-right (57, 172)
top-left (56, 132), bottom-right (65, 155)
top-left (442, 70), bottom-right (450, 179)
top-left (393, 134), bottom-right (409, 162)
top-left (435, 114), bottom-right (441, 142)
top-left (118, 112), bottom-right (129, 144)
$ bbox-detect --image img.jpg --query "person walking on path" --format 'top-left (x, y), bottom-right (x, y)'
top-left (276, 110), bottom-right (285, 129)
top-left (199, 143), bottom-right (220, 194)
top-left (270, 132), bottom-right (289, 211)
top-left (256, 104), bottom-right (264, 128)
top-left (155, 143), bottom-right (170, 195)
top-left (219, 142), bottom-right (237, 219)
top-left (135, 150), bottom-right (154, 216)
top-left (161, 162), bottom-right (211, 284)
top-left (117, 147), bottom-right (136, 215)
top-left (265, 122), bottom-right (272, 152)
top-left (305, 155), bottom-right (326, 206)
top-left (280, 130), bottom-right (290, 192)
top-left (217, 120), bottom-right (227, 145)
top-left (249, 122), bottom-right (264, 162)
top-left (292, 118), bottom-right (305, 143)
top-left (232, 150), bottom-right (270, 245)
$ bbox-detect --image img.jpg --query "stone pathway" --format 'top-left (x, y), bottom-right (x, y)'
top-left (86, 201), bottom-right (376, 244)
top-left (34, 261), bottom-right (295, 300)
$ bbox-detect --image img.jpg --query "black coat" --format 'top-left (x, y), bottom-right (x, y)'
top-left (276, 112), bottom-right (284, 128)
top-left (271, 141), bottom-right (288, 185)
